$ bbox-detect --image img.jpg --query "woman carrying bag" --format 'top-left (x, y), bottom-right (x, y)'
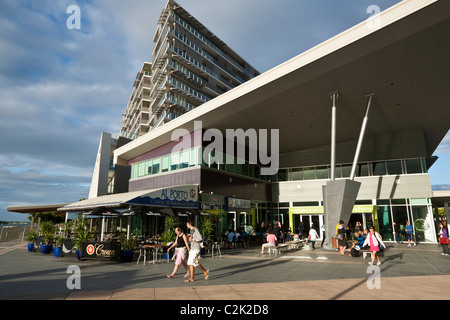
top-left (362, 226), bottom-right (386, 266)
top-left (437, 222), bottom-right (449, 256)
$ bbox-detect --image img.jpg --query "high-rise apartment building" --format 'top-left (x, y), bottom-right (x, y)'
top-left (120, 0), bottom-right (260, 139)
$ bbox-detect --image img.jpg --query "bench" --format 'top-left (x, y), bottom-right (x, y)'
top-left (286, 240), bottom-right (305, 250)
top-left (267, 243), bottom-right (290, 255)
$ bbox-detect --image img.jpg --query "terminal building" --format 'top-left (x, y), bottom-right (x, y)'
top-left (59, 0), bottom-right (450, 245)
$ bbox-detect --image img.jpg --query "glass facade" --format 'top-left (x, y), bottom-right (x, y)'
top-left (271, 158), bottom-right (428, 182)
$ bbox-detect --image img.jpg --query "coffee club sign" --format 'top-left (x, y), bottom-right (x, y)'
top-left (81, 242), bottom-right (121, 260)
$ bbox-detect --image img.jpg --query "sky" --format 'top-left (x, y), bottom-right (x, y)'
top-left (1, 0), bottom-right (449, 221)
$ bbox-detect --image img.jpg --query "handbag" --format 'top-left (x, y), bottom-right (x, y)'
top-left (335, 233), bottom-right (344, 241)
top-left (439, 237), bottom-right (449, 245)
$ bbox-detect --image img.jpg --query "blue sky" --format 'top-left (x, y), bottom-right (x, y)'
top-left (1, 0), bottom-right (449, 221)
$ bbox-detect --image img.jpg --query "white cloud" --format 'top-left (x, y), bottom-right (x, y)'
top-left (435, 133), bottom-right (450, 155)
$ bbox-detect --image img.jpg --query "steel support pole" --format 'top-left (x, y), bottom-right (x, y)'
top-left (330, 92), bottom-right (339, 181)
top-left (350, 94), bottom-right (375, 181)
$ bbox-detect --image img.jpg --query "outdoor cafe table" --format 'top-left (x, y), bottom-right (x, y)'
top-left (144, 244), bottom-right (168, 264)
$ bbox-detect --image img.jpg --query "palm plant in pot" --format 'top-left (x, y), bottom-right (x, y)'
top-left (199, 217), bottom-right (215, 255)
top-left (25, 230), bottom-right (38, 252)
top-left (161, 216), bottom-right (177, 259)
top-left (119, 233), bottom-right (135, 262)
top-left (73, 216), bottom-right (92, 260)
top-left (74, 228), bottom-right (92, 261)
top-left (40, 221), bottom-right (55, 254)
top-left (54, 236), bottom-right (64, 258)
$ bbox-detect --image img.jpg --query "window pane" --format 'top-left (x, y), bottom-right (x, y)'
top-left (405, 159), bottom-right (422, 174)
top-left (291, 168), bottom-right (303, 181)
top-left (170, 153), bottom-right (179, 171)
top-left (333, 166), bottom-right (342, 179)
top-left (152, 158), bottom-right (160, 174)
top-left (316, 166), bottom-right (329, 180)
top-left (341, 164), bottom-right (352, 178)
top-left (180, 151), bottom-right (189, 169)
top-left (242, 163), bottom-right (249, 176)
top-left (421, 158), bottom-right (428, 173)
top-left (277, 169), bottom-right (288, 182)
top-left (138, 162), bottom-right (145, 177)
top-left (162, 156), bottom-right (170, 173)
top-left (146, 160), bottom-right (153, 175)
top-left (235, 163), bottom-right (243, 175)
top-left (189, 149), bottom-right (196, 167)
top-left (387, 160), bottom-right (402, 175)
top-left (372, 162), bottom-right (386, 175)
top-left (303, 167), bottom-right (316, 180)
top-left (357, 163), bottom-right (369, 177)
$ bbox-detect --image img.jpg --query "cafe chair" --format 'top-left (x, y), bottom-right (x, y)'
top-left (137, 245), bottom-right (147, 265)
top-left (211, 241), bottom-right (222, 258)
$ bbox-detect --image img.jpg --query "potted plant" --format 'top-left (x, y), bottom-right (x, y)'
top-left (25, 230), bottom-right (38, 252)
top-left (119, 234), bottom-right (135, 262)
top-left (200, 217), bottom-right (215, 254)
top-left (74, 228), bottom-right (92, 261)
top-left (54, 236), bottom-right (64, 258)
top-left (40, 221), bottom-right (55, 254)
top-left (161, 230), bottom-right (175, 260)
top-left (161, 216), bottom-right (177, 259)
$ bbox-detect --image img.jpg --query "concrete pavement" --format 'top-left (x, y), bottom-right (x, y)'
top-left (1, 240), bottom-right (449, 301)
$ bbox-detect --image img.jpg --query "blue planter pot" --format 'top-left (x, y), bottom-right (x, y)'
top-left (41, 244), bottom-right (53, 254)
top-left (27, 243), bottom-right (34, 252)
top-left (163, 253), bottom-right (173, 260)
top-left (121, 250), bottom-right (134, 262)
top-left (54, 247), bottom-right (62, 258)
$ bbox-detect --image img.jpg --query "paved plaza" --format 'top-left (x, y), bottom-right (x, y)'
top-left (1, 240), bottom-right (449, 302)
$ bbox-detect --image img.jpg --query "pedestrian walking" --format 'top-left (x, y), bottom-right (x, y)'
top-left (405, 221), bottom-right (416, 246)
top-left (185, 220), bottom-right (209, 283)
top-left (437, 222), bottom-right (449, 256)
top-left (298, 221), bottom-right (304, 240)
top-left (309, 224), bottom-right (319, 250)
top-left (166, 227), bottom-right (190, 279)
top-left (321, 224), bottom-right (326, 247)
top-left (362, 226), bottom-right (386, 265)
top-left (337, 220), bottom-right (349, 256)
top-left (393, 221), bottom-right (402, 244)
